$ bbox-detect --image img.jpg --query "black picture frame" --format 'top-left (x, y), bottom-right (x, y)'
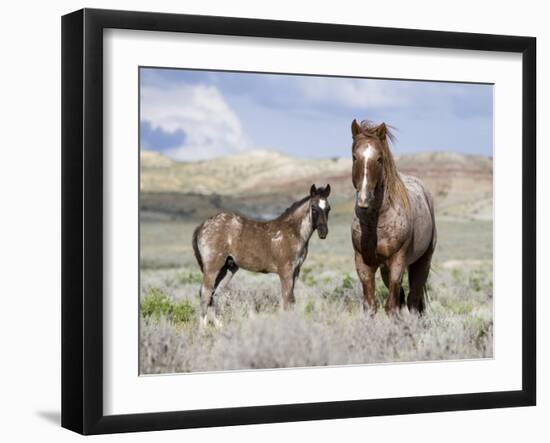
top-left (61, 8), bottom-right (536, 435)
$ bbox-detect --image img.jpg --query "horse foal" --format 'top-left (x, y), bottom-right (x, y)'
top-left (192, 184), bottom-right (331, 327)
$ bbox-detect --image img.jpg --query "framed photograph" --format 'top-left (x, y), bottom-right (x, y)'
top-left (61, 8), bottom-right (536, 435)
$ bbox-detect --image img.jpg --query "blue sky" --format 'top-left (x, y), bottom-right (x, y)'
top-left (140, 67), bottom-right (493, 161)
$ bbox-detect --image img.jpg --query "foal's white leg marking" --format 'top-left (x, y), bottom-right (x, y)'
top-left (213, 316), bottom-right (223, 329)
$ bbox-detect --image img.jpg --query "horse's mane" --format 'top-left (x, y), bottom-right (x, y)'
top-left (277, 194), bottom-right (311, 220)
top-left (358, 120), bottom-right (410, 214)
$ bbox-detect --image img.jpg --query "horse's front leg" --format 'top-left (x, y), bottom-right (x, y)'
top-left (354, 252), bottom-right (378, 314)
top-left (385, 250), bottom-right (407, 314)
top-left (278, 267), bottom-right (296, 310)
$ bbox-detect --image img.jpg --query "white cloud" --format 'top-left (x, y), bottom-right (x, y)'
top-left (141, 83), bottom-right (252, 161)
top-left (298, 77), bottom-right (411, 109)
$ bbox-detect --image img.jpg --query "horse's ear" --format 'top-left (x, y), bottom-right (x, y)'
top-left (321, 184), bottom-right (331, 198)
top-left (310, 184), bottom-right (317, 196)
top-left (351, 119), bottom-right (362, 137)
top-left (375, 123), bottom-right (387, 140)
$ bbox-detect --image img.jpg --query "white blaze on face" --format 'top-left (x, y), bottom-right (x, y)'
top-left (318, 199), bottom-right (327, 210)
top-left (359, 144), bottom-right (376, 204)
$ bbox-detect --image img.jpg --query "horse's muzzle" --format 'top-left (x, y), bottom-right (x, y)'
top-left (318, 228), bottom-right (328, 239)
top-left (356, 191), bottom-right (375, 211)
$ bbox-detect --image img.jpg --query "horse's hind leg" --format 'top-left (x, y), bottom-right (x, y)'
top-left (200, 251), bottom-right (225, 326)
top-left (381, 265), bottom-right (405, 308)
top-left (199, 273), bottom-right (216, 328)
top-left (210, 258), bottom-right (238, 327)
top-left (407, 248), bottom-right (433, 314)
top-left (200, 258), bottom-right (238, 328)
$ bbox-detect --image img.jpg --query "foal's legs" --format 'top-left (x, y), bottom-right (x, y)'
top-left (279, 266), bottom-right (296, 310)
top-left (210, 260), bottom-right (238, 327)
top-left (199, 257), bottom-right (237, 327)
top-left (199, 273), bottom-right (216, 328)
top-left (354, 252), bottom-right (378, 314)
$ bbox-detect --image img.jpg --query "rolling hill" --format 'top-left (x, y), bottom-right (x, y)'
top-left (140, 149), bottom-right (492, 221)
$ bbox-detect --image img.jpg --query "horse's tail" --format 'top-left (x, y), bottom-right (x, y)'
top-left (428, 188), bottom-right (437, 254)
top-left (192, 223), bottom-right (204, 273)
top-left (424, 187), bottom-right (438, 306)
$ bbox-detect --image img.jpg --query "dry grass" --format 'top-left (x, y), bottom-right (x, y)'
top-left (139, 256), bottom-right (493, 374)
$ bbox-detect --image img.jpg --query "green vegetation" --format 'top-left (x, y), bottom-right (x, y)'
top-left (304, 300), bottom-right (315, 315)
top-left (300, 266), bottom-right (317, 286)
top-left (140, 288), bottom-right (173, 320)
top-left (141, 287), bottom-right (196, 327)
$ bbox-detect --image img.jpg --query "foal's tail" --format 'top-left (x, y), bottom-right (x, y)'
top-left (192, 223), bottom-right (204, 273)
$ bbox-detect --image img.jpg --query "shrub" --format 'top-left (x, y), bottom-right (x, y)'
top-left (331, 272), bottom-right (354, 297)
top-left (139, 264), bottom-right (494, 374)
top-left (300, 266), bottom-right (316, 286)
top-left (171, 300), bottom-right (197, 325)
top-left (141, 287), bottom-right (196, 326)
top-left (304, 300), bottom-right (315, 315)
top-left (342, 273), bottom-right (354, 289)
top-left (141, 288), bottom-right (173, 320)
top-left (321, 273), bottom-right (360, 313)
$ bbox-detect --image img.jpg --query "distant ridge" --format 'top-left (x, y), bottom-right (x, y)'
top-left (141, 149), bottom-right (491, 190)
top-left (140, 149), bottom-right (492, 221)
top-left (141, 150), bottom-right (174, 168)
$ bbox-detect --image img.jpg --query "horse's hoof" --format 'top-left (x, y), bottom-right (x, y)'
top-left (395, 311), bottom-right (404, 320)
top-left (213, 317), bottom-right (223, 329)
top-left (363, 304), bottom-right (376, 318)
top-left (199, 315), bottom-right (208, 329)
top-left (384, 306), bottom-right (400, 318)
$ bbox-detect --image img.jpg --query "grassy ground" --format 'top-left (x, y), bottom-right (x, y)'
top-left (139, 214), bottom-right (493, 374)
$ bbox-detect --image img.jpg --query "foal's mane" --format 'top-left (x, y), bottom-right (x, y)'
top-left (277, 195), bottom-right (311, 220)
top-left (357, 120), bottom-right (410, 214)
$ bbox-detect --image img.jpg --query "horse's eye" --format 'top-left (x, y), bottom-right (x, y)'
top-left (352, 155), bottom-right (356, 162)
top-left (377, 157), bottom-right (383, 164)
